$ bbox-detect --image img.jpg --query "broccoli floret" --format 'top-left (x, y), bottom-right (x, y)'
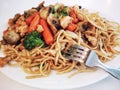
top-left (60, 6), bottom-right (70, 16)
top-left (53, 5), bottom-right (70, 18)
top-left (24, 31), bottom-right (44, 50)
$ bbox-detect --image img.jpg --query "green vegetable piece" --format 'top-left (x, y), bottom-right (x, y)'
top-left (53, 6), bottom-right (70, 18)
top-left (24, 31), bottom-right (44, 50)
top-left (60, 6), bottom-right (70, 16)
top-left (53, 4), bottom-right (62, 13)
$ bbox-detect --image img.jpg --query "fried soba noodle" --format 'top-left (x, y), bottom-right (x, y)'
top-left (0, 1), bottom-right (120, 79)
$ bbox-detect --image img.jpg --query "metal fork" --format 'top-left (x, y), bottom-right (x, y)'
top-left (64, 45), bottom-right (120, 80)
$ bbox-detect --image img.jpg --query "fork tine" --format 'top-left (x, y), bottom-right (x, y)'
top-left (69, 49), bottom-right (88, 55)
top-left (66, 51), bottom-right (87, 59)
top-left (63, 45), bottom-right (90, 63)
top-left (65, 55), bottom-right (84, 63)
top-left (71, 45), bottom-right (89, 52)
top-left (68, 49), bottom-right (84, 54)
top-left (63, 51), bottom-right (81, 58)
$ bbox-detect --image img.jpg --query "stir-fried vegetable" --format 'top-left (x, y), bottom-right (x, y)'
top-left (60, 6), bottom-right (70, 16)
top-left (47, 14), bottom-right (61, 34)
top-left (53, 4), bottom-right (70, 18)
top-left (40, 19), bottom-right (54, 45)
top-left (3, 2), bottom-right (80, 50)
top-left (24, 31), bottom-right (44, 50)
top-left (39, 6), bottom-right (53, 20)
top-left (25, 12), bottom-right (38, 25)
top-left (66, 23), bottom-right (77, 32)
top-left (28, 13), bottom-right (40, 32)
top-left (53, 4), bottom-right (62, 18)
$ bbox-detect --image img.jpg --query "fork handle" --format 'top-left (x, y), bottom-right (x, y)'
top-left (96, 61), bottom-right (120, 80)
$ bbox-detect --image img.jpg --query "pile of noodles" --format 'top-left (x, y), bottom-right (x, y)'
top-left (1, 5), bottom-right (120, 79)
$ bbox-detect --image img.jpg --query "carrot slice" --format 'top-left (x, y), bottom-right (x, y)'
top-left (66, 23), bottom-right (77, 32)
top-left (28, 14), bottom-right (40, 32)
top-left (26, 12), bottom-right (39, 25)
top-left (39, 19), bottom-right (54, 45)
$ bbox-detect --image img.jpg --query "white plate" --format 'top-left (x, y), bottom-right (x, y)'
top-left (0, 0), bottom-right (120, 90)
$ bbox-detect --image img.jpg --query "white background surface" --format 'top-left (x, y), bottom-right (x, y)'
top-left (0, 0), bottom-right (120, 90)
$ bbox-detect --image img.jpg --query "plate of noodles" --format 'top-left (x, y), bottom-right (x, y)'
top-left (0, 0), bottom-right (120, 90)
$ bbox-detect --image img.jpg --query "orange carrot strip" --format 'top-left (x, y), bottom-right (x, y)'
top-left (39, 19), bottom-right (54, 45)
top-left (66, 23), bottom-right (77, 32)
top-left (25, 12), bottom-right (39, 25)
top-left (28, 14), bottom-right (40, 32)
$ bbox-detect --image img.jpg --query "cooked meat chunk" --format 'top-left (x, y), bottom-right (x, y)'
top-left (85, 34), bottom-right (97, 46)
top-left (12, 13), bottom-right (21, 23)
top-left (60, 16), bottom-right (72, 29)
top-left (0, 56), bottom-right (11, 67)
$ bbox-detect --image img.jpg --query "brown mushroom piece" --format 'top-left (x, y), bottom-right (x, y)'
top-left (32, 1), bottom-right (45, 11)
top-left (3, 30), bottom-right (20, 45)
top-left (39, 6), bottom-right (53, 20)
top-left (47, 14), bottom-right (61, 35)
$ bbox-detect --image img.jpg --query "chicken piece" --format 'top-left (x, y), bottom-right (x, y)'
top-left (3, 30), bottom-right (20, 45)
top-left (77, 21), bottom-right (97, 46)
top-left (77, 21), bottom-right (95, 32)
top-left (85, 35), bottom-right (97, 46)
top-left (0, 56), bottom-right (11, 67)
top-left (60, 16), bottom-right (72, 29)
top-left (12, 13), bottom-right (21, 23)
top-left (0, 59), bottom-right (7, 67)
top-left (8, 13), bottom-right (21, 26)
top-left (15, 16), bottom-right (28, 37)
top-left (85, 30), bottom-right (97, 47)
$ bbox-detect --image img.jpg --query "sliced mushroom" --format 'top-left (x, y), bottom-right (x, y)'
top-left (24, 9), bottom-right (37, 17)
top-left (32, 1), bottom-right (45, 11)
top-left (60, 16), bottom-right (72, 29)
top-left (47, 14), bottom-right (61, 35)
top-left (3, 30), bottom-right (20, 45)
top-left (52, 18), bottom-right (61, 30)
top-left (39, 6), bottom-right (53, 20)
